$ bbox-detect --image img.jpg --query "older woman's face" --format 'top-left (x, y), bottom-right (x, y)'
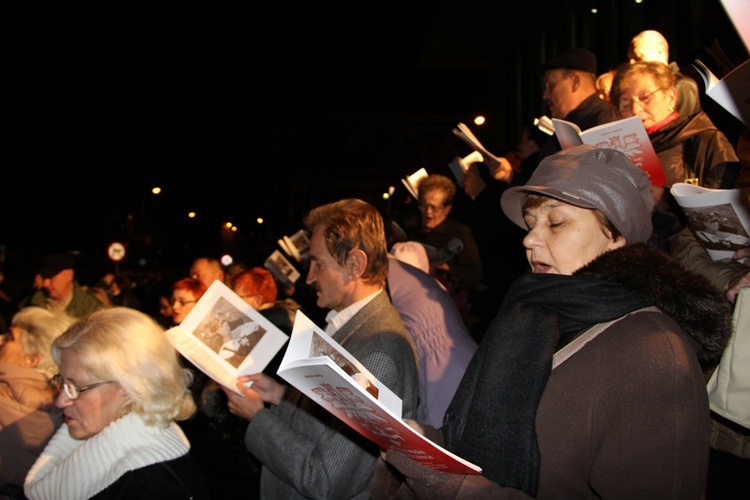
top-left (56, 349), bottom-right (129, 440)
top-left (522, 198), bottom-right (625, 275)
top-left (170, 289), bottom-right (198, 325)
top-left (418, 189), bottom-right (451, 231)
top-left (617, 72), bottom-right (677, 128)
top-left (0, 327), bottom-right (30, 367)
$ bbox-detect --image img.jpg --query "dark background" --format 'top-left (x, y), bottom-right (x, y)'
top-left (3, 0), bottom-right (748, 285)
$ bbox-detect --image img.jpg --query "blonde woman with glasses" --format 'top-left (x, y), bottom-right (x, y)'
top-left (24, 307), bottom-right (210, 500)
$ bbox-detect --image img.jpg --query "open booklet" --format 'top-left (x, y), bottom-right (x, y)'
top-left (452, 123), bottom-right (502, 169)
top-left (165, 280), bottom-right (290, 395)
top-left (402, 167), bottom-right (428, 200)
top-left (552, 115), bottom-right (668, 186)
top-left (264, 249), bottom-right (301, 290)
top-left (448, 150), bottom-right (483, 186)
top-left (670, 182), bottom-right (750, 261)
top-left (533, 115), bottom-right (555, 136)
top-left (278, 228), bottom-right (310, 263)
top-left (719, 0), bottom-right (749, 53)
top-left (276, 310), bottom-right (482, 475)
top-left (693, 58), bottom-right (749, 128)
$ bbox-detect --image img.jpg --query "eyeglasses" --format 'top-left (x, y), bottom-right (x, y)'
top-left (51, 374), bottom-right (115, 400)
top-left (170, 298), bottom-right (197, 306)
top-left (618, 88), bottom-right (663, 112)
top-left (418, 202), bottom-right (446, 212)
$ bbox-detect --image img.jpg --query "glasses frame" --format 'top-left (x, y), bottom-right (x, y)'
top-left (418, 202), bottom-right (446, 212)
top-left (619, 87), bottom-right (664, 112)
top-left (170, 298), bottom-right (197, 307)
top-left (51, 374), bottom-right (115, 400)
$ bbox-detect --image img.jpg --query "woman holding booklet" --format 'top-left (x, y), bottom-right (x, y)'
top-left (372, 145), bottom-right (732, 498)
top-left (610, 60), bottom-right (742, 251)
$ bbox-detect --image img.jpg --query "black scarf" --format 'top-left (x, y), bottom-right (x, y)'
top-left (443, 244), bottom-right (731, 496)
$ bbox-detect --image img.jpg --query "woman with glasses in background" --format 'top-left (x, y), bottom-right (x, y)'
top-left (24, 307), bottom-right (209, 500)
top-left (169, 277), bottom-right (206, 326)
top-left (0, 307), bottom-right (76, 498)
top-left (610, 60), bottom-right (741, 250)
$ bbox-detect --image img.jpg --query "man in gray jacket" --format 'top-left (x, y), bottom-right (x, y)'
top-left (225, 198), bottom-right (419, 499)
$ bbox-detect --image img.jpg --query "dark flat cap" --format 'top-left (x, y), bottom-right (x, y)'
top-left (539, 47), bottom-right (597, 74)
top-left (38, 253), bottom-right (74, 278)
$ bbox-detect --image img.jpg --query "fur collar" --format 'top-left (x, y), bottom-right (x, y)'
top-left (575, 244), bottom-right (732, 366)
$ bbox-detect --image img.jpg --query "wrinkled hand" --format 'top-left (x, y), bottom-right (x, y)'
top-left (384, 450), bottom-right (466, 500)
top-left (726, 270), bottom-right (750, 304)
top-left (223, 373), bottom-right (285, 421)
top-left (733, 246), bottom-right (750, 263)
top-left (487, 157), bottom-right (513, 183)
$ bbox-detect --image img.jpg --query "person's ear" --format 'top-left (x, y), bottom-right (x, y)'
top-left (570, 71), bottom-right (581, 91)
top-left (250, 295), bottom-right (264, 309)
top-left (24, 353), bottom-right (42, 368)
top-left (606, 234), bottom-right (627, 251)
top-left (346, 249), bottom-right (368, 280)
top-left (665, 87), bottom-right (677, 112)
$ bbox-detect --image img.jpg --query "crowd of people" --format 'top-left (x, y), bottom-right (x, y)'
top-left (1, 28), bottom-right (748, 500)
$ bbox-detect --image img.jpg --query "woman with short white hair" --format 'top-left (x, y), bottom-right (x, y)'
top-left (24, 307), bottom-right (210, 500)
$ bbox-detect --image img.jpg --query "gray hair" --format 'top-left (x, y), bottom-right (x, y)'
top-left (11, 307), bottom-right (77, 378)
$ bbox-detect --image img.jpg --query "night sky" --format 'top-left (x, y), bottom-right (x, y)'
top-left (5, 3), bottom-right (470, 270)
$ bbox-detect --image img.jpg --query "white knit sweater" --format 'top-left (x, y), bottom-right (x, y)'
top-left (24, 412), bottom-right (190, 500)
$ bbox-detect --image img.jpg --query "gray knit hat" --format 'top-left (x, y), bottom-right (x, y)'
top-left (500, 145), bottom-right (654, 244)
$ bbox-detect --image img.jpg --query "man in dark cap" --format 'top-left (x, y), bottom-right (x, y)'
top-left (19, 253), bottom-right (103, 319)
top-left (536, 47), bottom-right (619, 163)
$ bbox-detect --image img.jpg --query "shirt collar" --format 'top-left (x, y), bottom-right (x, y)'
top-left (324, 289), bottom-right (382, 335)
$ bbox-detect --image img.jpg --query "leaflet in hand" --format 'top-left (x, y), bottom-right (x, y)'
top-left (165, 280), bottom-right (289, 395)
top-left (693, 58), bottom-right (749, 128)
top-left (670, 182), bottom-right (750, 261)
top-left (265, 249), bottom-right (301, 289)
top-left (452, 123), bottom-right (501, 169)
top-left (402, 167), bottom-right (428, 200)
top-left (277, 310), bottom-right (483, 475)
top-left (448, 150), bottom-right (484, 186)
top-left (552, 115), bottom-right (668, 186)
top-left (278, 229), bottom-right (310, 263)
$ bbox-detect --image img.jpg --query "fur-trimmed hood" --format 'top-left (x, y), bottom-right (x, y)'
top-left (575, 244), bottom-right (733, 366)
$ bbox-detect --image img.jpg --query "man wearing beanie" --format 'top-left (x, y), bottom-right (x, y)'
top-left (536, 47), bottom-right (619, 165)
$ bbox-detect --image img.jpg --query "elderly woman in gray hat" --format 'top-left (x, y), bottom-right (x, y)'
top-left (372, 144), bottom-right (732, 499)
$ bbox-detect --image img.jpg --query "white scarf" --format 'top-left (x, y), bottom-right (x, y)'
top-left (24, 412), bottom-right (190, 500)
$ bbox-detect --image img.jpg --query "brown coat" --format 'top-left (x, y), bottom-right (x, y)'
top-left (0, 363), bottom-right (62, 486)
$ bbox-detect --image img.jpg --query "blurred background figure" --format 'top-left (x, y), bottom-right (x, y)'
top-left (627, 29), bottom-right (701, 117)
top-left (190, 257), bottom-right (226, 289)
top-left (170, 277), bottom-right (206, 326)
top-left (0, 307), bottom-right (76, 495)
top-left (596, 69), bottom-right (616, 103)
top-left (19, 254), bottom-right (103, 320)
top-left (389, 241), bottom-right (431, 276)
top-left (108, 275), bottom-right (141, 310)
top-left (231, 267), bottom-right (298, 335)
top-left (386, 254), bottom-right (477, 428)
top-left (25, 307), bottom-right (210, 499)
top-left (410, 173), bottom-right (482, 324)
top-left (149, 282), bottom-right (174, 329)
